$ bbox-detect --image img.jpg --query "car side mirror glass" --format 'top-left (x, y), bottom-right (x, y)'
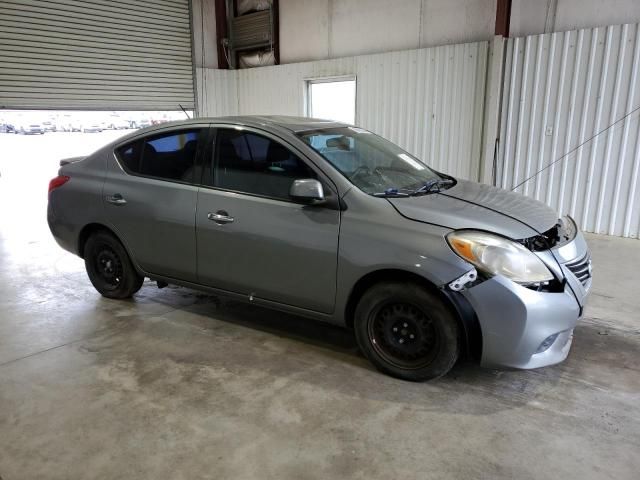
top-left (289, 179), bottom-right (325, 204)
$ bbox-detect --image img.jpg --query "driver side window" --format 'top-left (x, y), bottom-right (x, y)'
top-left (209, 129), bottom-right (317, 200)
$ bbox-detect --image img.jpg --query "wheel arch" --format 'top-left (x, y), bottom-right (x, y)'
top-left (344, 269), bottom-right (482, 361)
top-left (78, 223), bottom-right (113, 258)
top-left (77, 222), bottom-right (147, 277)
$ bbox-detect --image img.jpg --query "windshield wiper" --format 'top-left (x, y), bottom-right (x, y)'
top-left (410, 178), bottom-right (455, 196)
top-left (372, 187), bottom-right (410, 198)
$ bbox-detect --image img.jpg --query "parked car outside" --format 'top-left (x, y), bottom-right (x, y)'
top-left (126, 117), bottom-right (150, 129)
top-left (17, 121), bottom-right (45, 134)
top-left (0, 121), bottom-right (14, 133)
top-left (151, 116), bottom-right (171, 125)
top-left (70, 119), bottom-right (84, 132)
top-left (42, 120), bottom-right (56, 132)
top-left (81, 122), bottom-right (103, 133)
top-left (47, 116), bottom-right (592, 381)
top-left (57, 117), bottom-right (83, 132)
top-left (106, 116), bottom-right (130, 130)
top-left (55, 116), bottom-right (73, 132)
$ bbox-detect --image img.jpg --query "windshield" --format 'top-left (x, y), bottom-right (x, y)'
top-left (298, 127), bottom-right (452, 196)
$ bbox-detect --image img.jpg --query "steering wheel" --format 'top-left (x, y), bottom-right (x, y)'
top-left (349, 165), bottom-right (372, 181)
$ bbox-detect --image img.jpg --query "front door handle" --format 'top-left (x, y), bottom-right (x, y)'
top-left (208, 211), bottom-right (234, 224)
top-left (106, 193), bottom-right (127, 205)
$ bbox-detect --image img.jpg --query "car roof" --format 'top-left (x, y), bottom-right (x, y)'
top-left (105, 115), bottom-right (353, 151)
top-left (144, 115), bottom-right (350, 134)
top-left (237, 115), bottom-right (350, 133)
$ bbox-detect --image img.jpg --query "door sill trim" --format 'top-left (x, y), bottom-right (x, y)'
top-left (146, 273), bottom-right (339, 325)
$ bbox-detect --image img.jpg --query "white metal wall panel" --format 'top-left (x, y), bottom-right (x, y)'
top-left (498, 24), bottom-right (640, 238)
top-left (196, 68), bottom-right (237, 117)
top-left (0, 0), bottom-right (195, 110)
top-left (199, 42), bottom-right (488, 180)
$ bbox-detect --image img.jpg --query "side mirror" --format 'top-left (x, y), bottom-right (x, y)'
top-left (289, 178), bottom-right (325, 204)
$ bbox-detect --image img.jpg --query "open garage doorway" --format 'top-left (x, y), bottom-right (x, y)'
top-left (0, 109), bottom-right (191, 249)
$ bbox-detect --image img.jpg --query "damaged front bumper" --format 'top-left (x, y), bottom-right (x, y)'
top-left (450, 228), bottom-right (592, 370)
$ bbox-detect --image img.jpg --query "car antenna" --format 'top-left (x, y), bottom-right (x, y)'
top-left (179, 104), bottom-right (191, 119)
top-left (510, 104), bottom-right (640, 191)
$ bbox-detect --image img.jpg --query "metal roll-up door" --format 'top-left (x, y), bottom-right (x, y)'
top-left (0, 0), bottom-right (195, 110)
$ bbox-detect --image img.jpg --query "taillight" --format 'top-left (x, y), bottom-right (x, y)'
top-left (48, 175), bottom-right (70, 194)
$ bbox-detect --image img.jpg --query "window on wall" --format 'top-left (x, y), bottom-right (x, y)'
top-left (306, 78), bottom-right (356, 125)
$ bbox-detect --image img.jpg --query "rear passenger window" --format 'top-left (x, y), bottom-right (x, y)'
top-left (117, 141), bottom-right (142, 173)
top-left (115, 129), bottom-right (201, 183)
top-left (210, 129), bottom-right (317, 200)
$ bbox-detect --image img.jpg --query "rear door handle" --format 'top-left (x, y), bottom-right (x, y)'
top-left (106, 193), bottom-right (127, 205)
top-left (208, 211), bottom-right (234, 224)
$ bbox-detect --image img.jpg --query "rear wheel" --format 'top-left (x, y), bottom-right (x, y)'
top-left (84, 231), bottom-right (143, 299)
top-left (354, 282), bottom-right (460, 381)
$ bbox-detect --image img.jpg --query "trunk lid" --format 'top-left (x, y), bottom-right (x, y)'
top-left (59, 156), bottom-right (86, 167)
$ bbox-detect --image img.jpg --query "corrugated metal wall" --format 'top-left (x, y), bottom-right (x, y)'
top-left (498, 23), bottom-right (640, 238)
top-left (196, 68), bottom-right (238, 116)
top-left (199, 42), bottom-right (488, 180)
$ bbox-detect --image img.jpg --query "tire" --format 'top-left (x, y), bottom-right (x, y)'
top-left (84, 231), bottom-right (144, 299)
top-left (354, 282), bottom-right (460, 381)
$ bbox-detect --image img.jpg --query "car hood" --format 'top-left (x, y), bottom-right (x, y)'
top-left (388, 179), bottom-right (559, 239)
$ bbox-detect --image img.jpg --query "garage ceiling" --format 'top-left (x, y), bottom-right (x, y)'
top-left (0, 0), bottom-right (195, 110)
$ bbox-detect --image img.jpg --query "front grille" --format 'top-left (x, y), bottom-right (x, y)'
top-left (565, 252), bottom-right (592, 286)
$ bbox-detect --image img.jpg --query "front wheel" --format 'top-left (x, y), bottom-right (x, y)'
top-left (354, 282), bottom-right (460, 381)
top-left (84, 231), bottom-right (144, 299)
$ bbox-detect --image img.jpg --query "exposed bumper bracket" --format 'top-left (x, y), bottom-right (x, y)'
top-left (448, 268), bottom-right (478, 292)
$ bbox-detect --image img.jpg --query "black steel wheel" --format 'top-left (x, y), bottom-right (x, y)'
top-left (368, 302), bottom-right (441, 370)
top-left (94, 245), bottom-right (124, 290)
top-left (354, 282), bottom-right (460, 381)
top-left (84, 231), bottom-right (143, 299)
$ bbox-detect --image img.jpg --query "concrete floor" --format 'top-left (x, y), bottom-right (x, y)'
top-left (1, 133), bottom-right (639, 479)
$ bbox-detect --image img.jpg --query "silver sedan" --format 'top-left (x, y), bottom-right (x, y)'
top-left (47, 116), bottom-right (591, 381)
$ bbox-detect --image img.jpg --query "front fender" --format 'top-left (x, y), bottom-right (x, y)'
top-left (332, 196), bottom-right (472, 325)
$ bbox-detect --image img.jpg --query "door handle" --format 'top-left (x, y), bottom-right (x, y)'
top-left (208, 211), bottom-right (234, 224)
top-left (105, 193), bottom-right (127, 205)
